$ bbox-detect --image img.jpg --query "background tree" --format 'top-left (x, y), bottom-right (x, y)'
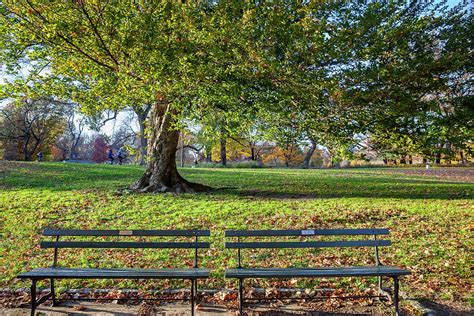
top-left (0, 97), bottom-right (66, 161)
top-left (91, 136), bottom-right (108, 164)
top-left (54, 105), bottom-right (87, 160)
top-left (343, 2), bottom-right (473, 164)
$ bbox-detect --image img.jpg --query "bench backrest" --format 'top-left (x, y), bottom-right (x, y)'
top-left (42, 229), bottom-right (211, 268)
top-left (225, 228), bottom-right (390, 268)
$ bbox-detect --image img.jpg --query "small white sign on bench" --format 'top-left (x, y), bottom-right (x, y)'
top-left (119, 230), bottom-right (133, 236)
top-left (301, 229), bottom-right (315, 235)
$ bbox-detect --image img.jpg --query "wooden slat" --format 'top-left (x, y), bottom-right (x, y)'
top-left (225, 240), bottom-right (391, 249)
top-left (225, 266), bottom-right (411, 278)
top-left (225, 229), bottom-right (389, 237)
top-left (18, 267), bottom-right (210, 279)
top-left (41, 241), bottom-right (210, 249)
top-left (43, 229), bottom-right (210, 237)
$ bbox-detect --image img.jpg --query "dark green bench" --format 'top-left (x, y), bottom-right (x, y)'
top-left (225, 228), bottom-right (410, 316)
top-left (18, 229), bottom-right (211, 316)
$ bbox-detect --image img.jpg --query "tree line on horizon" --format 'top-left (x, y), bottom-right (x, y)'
top-left (0, 97), bottom-right (470, 168)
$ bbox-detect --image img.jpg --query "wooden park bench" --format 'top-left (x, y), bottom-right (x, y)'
top-left (18, 229), bottom-right (211, 316)
top-left (225, 228), bottom-right (410, 316)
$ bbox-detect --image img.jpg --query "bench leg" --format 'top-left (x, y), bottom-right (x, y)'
top-left (393, 276), bottom-right (400, 316)
top-left (193, 279), bottom-right (198, 298)
top-left (30, 279), bottom-right (37, 316)
top-left (238, 278), bottom-right (244, 316)
top-left (50, 278), bottom-right (57, 307)
top-left (191, 279), bottom-right (195, 316)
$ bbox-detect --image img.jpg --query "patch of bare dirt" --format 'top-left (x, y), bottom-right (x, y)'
top-left (383, 167), bottom-right (474, 183)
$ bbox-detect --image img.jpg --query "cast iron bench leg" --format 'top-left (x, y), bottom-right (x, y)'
top-left (193, 279), bottom-right (198, 299)
top-left (50, 278), bottom-right (57, 306)
top-left (191, 279), bottom-right (195, 316)
top-left (30, 279), bottom-right (37, 316)
top-left (239, 278), bottom-right (244, 316)
top-left (393, 276), bottom-right (400, 316)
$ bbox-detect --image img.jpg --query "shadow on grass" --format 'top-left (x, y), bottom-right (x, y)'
top-left (186, 168), bottom-right (473, 200)
top-left (253, 312), bottom-right (371, 316)
top-left (1, 162), bottom-right (472, 200)
top-left (411, 298), bottom-right (472, 316)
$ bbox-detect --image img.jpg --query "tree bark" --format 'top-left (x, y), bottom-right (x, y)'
top-left (130, 102), bottom-right (211, 193)
top-left (70, 137), bottom-right (81, 160)
top-left (220, 129), bottom-right (227, 166)
top-left (205, 147), bottom-right (212, 162)
top-left (23, 138), bottom-right (29, 161)
top-left (303, 140), bottom-right (316, 169)
top-left (435, 153), bottom-right (441, 164)
top-left (136, 110), bottom-right (149, 166)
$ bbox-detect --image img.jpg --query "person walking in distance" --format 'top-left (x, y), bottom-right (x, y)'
top-left (117, 148), bottom-right (125, 165)
top-left (107, 148), bottom-right (114, 164)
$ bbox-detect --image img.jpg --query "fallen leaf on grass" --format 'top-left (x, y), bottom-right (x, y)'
top-left (73, 305), bottom-right (86, 311)
top-left (195, 303), bottom-right (204, 311)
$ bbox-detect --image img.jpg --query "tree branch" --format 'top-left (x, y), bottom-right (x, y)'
top-left (76, 1), bottom-right (119, 66)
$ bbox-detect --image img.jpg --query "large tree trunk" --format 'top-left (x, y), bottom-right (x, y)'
top-left (130, 102), bottom-right (211, 193)
top-left (303, 140), bottom-right (316, 169)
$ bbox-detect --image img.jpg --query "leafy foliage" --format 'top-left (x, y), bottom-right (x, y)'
top-left (2, 1), bottom-right (470, 153)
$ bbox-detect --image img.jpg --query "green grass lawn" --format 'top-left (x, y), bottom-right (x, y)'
top-left (0, 161), bottom-right (472, 309)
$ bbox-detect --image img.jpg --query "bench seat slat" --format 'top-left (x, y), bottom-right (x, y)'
top-left (226, 240), bottom-right (391, 249)
top-left (43, 229), bottom-right (210, 237)
top-left (225, 229), bottom-right (389, 237)
top-left (18, 268), bottom-right (210, 279)
top-left (41, 241), bottom-right (210, 249)
top-left (225, 266), bottom-right (410, 278)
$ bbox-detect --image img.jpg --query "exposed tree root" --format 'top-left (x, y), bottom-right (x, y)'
top-left (129, 172), bottom-right (212, 194)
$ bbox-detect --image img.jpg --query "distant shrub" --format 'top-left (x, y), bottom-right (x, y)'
top-left (230, 161), bottom-right (263, 168)
top-left (193, 161), bottom-right (263, 168)
top-left (194, 162), bottom-right (224, 168)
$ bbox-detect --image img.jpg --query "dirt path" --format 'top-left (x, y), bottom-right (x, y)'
top-left (0, 301), bottom-right (395, 315)
top-left (382, 167), bottom-right (474, 183)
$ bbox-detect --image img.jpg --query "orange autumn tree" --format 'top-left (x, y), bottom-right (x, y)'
top-left (263, 144), bottom-right (305, 167)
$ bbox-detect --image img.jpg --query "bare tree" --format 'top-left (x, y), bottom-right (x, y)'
top-left (110, 124), bottom-right (135, 151)
top-left (55, 106), bottom-right (87, 160)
